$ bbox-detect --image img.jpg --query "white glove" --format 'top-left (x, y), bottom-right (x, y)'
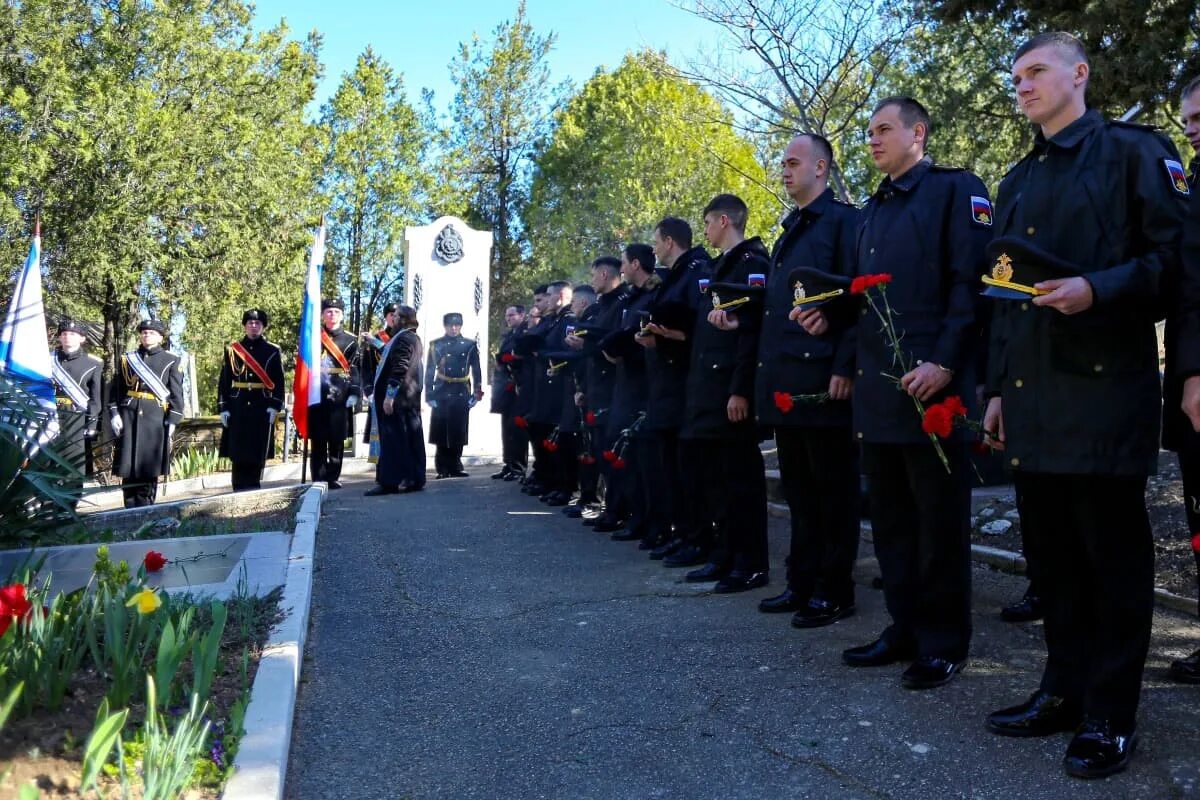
top-left (428, 399), bottom-right (438, 409)
top-left (165, 423), bottom-right (176, 437)
top-left (110, 413), bottom-right (124, 437)
top-left (468, 395), bottom-right (478, 408)
top-left (220, 411), bottom-right (230, 427)
top-left (345, 394), bottom-right (359, 409)
top-left (267, 408), bottom-right (279, 423)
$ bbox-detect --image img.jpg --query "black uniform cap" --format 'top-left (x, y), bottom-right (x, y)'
top-left (57, 318), bottom-right (87, 336)
top-left (321, 298), bottom-right (345, 311)
top-left (704, 281), bottom-right (767, 312)
top-left (383, 302), bottom-right (398, 315)
top-left (443, 312), bottom-right (464, 326)
top-left (242, 308), bottom-right (269, 327)
top-left (138, 319), bottom-right (167, 335)
top-left (787, 267), bottom-right (853, 309)
top-left (982, 237), bottom-right (1079, 301)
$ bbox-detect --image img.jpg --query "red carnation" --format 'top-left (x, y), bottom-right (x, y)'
top-left (942, 395), bottom-right (968, 419)
top-left (773, 391), bottom-right (795, 414)
top-left (921, 404), bottom-right (954, 439)
top-left (611, 457), bottom-right (627, 470)
top-left (602, 450), bottom-right (617, 462)
top-left (513, 416), bottom-right (528, 429)
top-left (1192, 532), bottom-right (1200, 553)
top-left (500, 352), bottom-right (516, 363)
top-left (543, 439), bottom-right (559, 453)
top-left (850, 273), bottom-right (893, 295)
top-left (585, 411), bottom-right (597, 425)
top-left (0, 583), bottom-right (32, 637)
top-left (579, 454), bottom-right (596, 465)
top-left (143, 550), bottom-right (168, 573)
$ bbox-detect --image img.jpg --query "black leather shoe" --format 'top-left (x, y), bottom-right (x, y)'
top-left (1063, 720), bottom-right (1137, 779)
top-left (1168, 648), bottom-right (1200, 684)
top-left (521, 481), bottom-right (545, 495)
top-left (364, 485), bottom-right (399, 496)
top-left (714, 571), bottom-right (769, 594)
top-left (503, 471), bottom-right (522, 481)
top-left (591, 515), bottom-right (626, 533)
top-left (986, 691), bottom-right (1083, 738)
top-left (561, 503), bottom-right (587, 518)
top-left (435, 473), bottom-right (449, 480)
top-left (842, 637), bottom-right (917, 667)
top-left (649, 538), bottom-right (684, 560)
top-left (686, 562), bottom-right (729, 583)
top-left (610, 529), bottom-right (642, 541)
top-left (758, 589), bottom-right (806, 614)
top-left (900, 656), bottom-right (965, 689)
top-left (1001, 593), bottom-right (1044, 623)
top-left (449, 470), bottom-right (469, 478)
top-left (491, 468), bottom-right (509, 479)
top-left (544, 492), bottom-right (570, 506)
top-left (637, 534), bottom-right (667, 551)
top-left (663, 544), bottom-right (708, 567)
top-left (791, 598), bottom-right (855, 628)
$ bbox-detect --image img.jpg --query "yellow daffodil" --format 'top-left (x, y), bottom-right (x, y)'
top-left (126, 588), bottom-right (162, 614)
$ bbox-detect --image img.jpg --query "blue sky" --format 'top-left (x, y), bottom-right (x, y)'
top-left (250, 0), bottom-right (725, 113)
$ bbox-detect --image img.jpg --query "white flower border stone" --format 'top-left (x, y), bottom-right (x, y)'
top-left (222, 483), bottom-right (325, 800)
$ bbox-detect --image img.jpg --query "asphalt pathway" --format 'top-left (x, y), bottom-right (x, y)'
top-left (286, 473), bottom-right (1200, 800)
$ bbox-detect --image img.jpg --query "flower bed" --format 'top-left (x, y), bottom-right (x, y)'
top-left (0, 546), bottom-right (282, 798)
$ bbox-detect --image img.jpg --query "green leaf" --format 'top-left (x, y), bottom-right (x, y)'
top-left (80, 698), bottom-right (130, 793)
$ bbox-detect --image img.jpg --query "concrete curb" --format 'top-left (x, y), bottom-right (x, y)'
top-left (768, 499), bottom-right (1198, 617)
top-left (222, 484), bottom-right (325, 800)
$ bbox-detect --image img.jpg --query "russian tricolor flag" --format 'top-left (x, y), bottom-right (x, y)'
top-left (0, 223), bottom-right (58, 446)
top-left (293, 221), bottom-right (325, 440)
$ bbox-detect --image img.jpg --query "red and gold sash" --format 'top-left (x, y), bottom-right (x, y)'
top-left (229, 341), bottom-right (276, 390)
top-left (320, 330), bottom-right (350, 371)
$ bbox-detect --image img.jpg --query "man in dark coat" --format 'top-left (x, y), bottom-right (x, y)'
top-left (757, 134), bottom-right (862, 625)
top-left (804, 96), bottom-right (990, 690)
top-left (425, 312), bottom-right (483, 478)
top-left (51, 319), bottom-right (103, 488)
top-left (366, 305), bottom-right (426, 495)
top-left (515, 282), bottom-right (575, 495)
top-left (680, 194), bottom-right (770, 593)
top-left (217, 308), bottom-right (285, 491)
top-left (108, 319), bottom-right (185, 508)
top-left (982, 34), bottom-right (1188, 778)
top-left (491, 304), bottom-right (528, 480)
top-left (1163, 76), bottom-right (1200, 684)
top-left (628, 217), bottom-right (711, 551)
top-left (309, 298), bottom-right (359, 489)
top-left (539, 285), bottom-right (596, 507)
top-left (361, 302), bottom-right (398, 461)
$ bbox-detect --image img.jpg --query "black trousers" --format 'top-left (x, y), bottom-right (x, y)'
top-left (686, 437), bottom-right (769, 572)
top-left (528, 422), bottom-right (554, 487)
top-left (1178, 444), bottom-right (1200, 610)
top-left (576, 426), bottom-right (600, 504)
top-left (775, 425), bottom-right (860, 605)
top-left (434, 446), bottom-right (464, 476)
top-left (1011, 483), bottom-right (1045, 598)
top-left (122, 478), bottom-right (159, 508)
top-left (501, 414), bottom-right (529, 472)
top-left (626, 436), bottom-right (656, 537)
top-left (1015, 471), bottom-right (1153, 726)
top-left (862, 442), bottom-right (972, 661)
top-left (308, 401), bottom-right (346, 483)
top-left (377, 408), bottom-right (426, 489)
top-left (231, 462), bottom-right (265, 492)
top-left (637, 429), bottom-right (687, 542)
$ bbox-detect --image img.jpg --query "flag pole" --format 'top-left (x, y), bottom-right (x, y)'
top-left (301, 437), bottom-right (308, 483)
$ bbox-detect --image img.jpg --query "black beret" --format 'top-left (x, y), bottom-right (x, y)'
top-left (321, 298), bottom-right (345, 311)
top-left (242, 308), bottom-right (269, 327)
top-left (787, 267), bottom-right (853, 309)
top-left (138, 319), bottom-right (167, 335)
top-left (443, 312), bottom-right (464, 326)
top-left (982, 237), bottom-right (1079, 301)
top-left (57, 319), bottom-right (87, 336)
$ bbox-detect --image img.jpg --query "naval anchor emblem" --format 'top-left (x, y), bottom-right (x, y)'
top-left (434, 224), bottom-right (465, 264)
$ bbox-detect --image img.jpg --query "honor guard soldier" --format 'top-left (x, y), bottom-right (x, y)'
top-left (425, 312), bottom-right (483, 478)
top-left (982, 34), bottom-right (1188, 778)
top-left (761, 134), bottom-right (862, 626)
top-left (491, 304), bottom-right (528, 480)
top-left (217, 309), bottom-right (285, 491)
top-left (681, 194), bottom-right (771, 593)
top-left (310, 298), bottom-right (359, 489)
top-left (108, 319), bottom-right (185, 508)
top-left (823, 97), bottom-right (990, 690)
top-left (51, 319), bottom-right (103, 490)
top-left (515, 284), bottom-right (575, 493)
top-left (1163, 77), bottom-right (1200, 684)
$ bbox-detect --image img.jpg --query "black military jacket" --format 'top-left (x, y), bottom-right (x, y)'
top-left (318, 326), bottom-right (360, 405)
top-left (644, 245), bottom-right (711, 431)
top-left (491, 326), bottom-right (521, 415)
top-left (425, 334), bottom-right (482, 400)
top-left (682, 237), bottom-right (769, 439)
top-left (515, 306), bottom-right (575, 425)
top-left (581, 284), bottom-right (631, 422)
top-left (217, 335), bottom-right (285, 463)
top-left (53, 348), bottom-right (103, 433)
top-left (602, 280), bottom-right (657, 438)
top-left (987, 111), bottom-right (1187, 474)
top-left (1163, 164), bottom-right (1200, 452)
top-left (854, 156), bottom-right (991, 444)
top-left (109, 345), bottom-right (185, 478)
top-left (507, 319), bottom-right (540, 419)
top-left (755, 189), bottom-right (861, 429)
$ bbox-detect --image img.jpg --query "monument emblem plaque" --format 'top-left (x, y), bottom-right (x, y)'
top-left (434, 224), bottom-right (465, 265)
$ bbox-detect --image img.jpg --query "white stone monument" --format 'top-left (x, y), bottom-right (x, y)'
top-left (402, 216), bottom-right (501, 465)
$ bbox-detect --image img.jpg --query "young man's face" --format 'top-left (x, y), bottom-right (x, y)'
top-left (781, 136), bottom-right (821, 202)
top-left (702, 212), bottom-right (728, 248)
top-left (445, 324), bottom-right (462, 337)
top-left (384, 311), bottom-right (397, 330)
top-left (58, 331), bottom-right (84, 352)
top-left (1011, 45), bottom-right (1085, 128)
top-left (140, 329), bottom-right (163, 348)
top-left (504, 306), bottom-right (525, 328)
top-left (652, 229), bottom-right (673, 263)
top-left (322, 308), bottom-right (343, 329)
top-left (1182, 90), bottom-right (1200, 155)
top-left (244, 319), bottom-right (264, 339)
top-left (867, 104), bottom-right (922, 176)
